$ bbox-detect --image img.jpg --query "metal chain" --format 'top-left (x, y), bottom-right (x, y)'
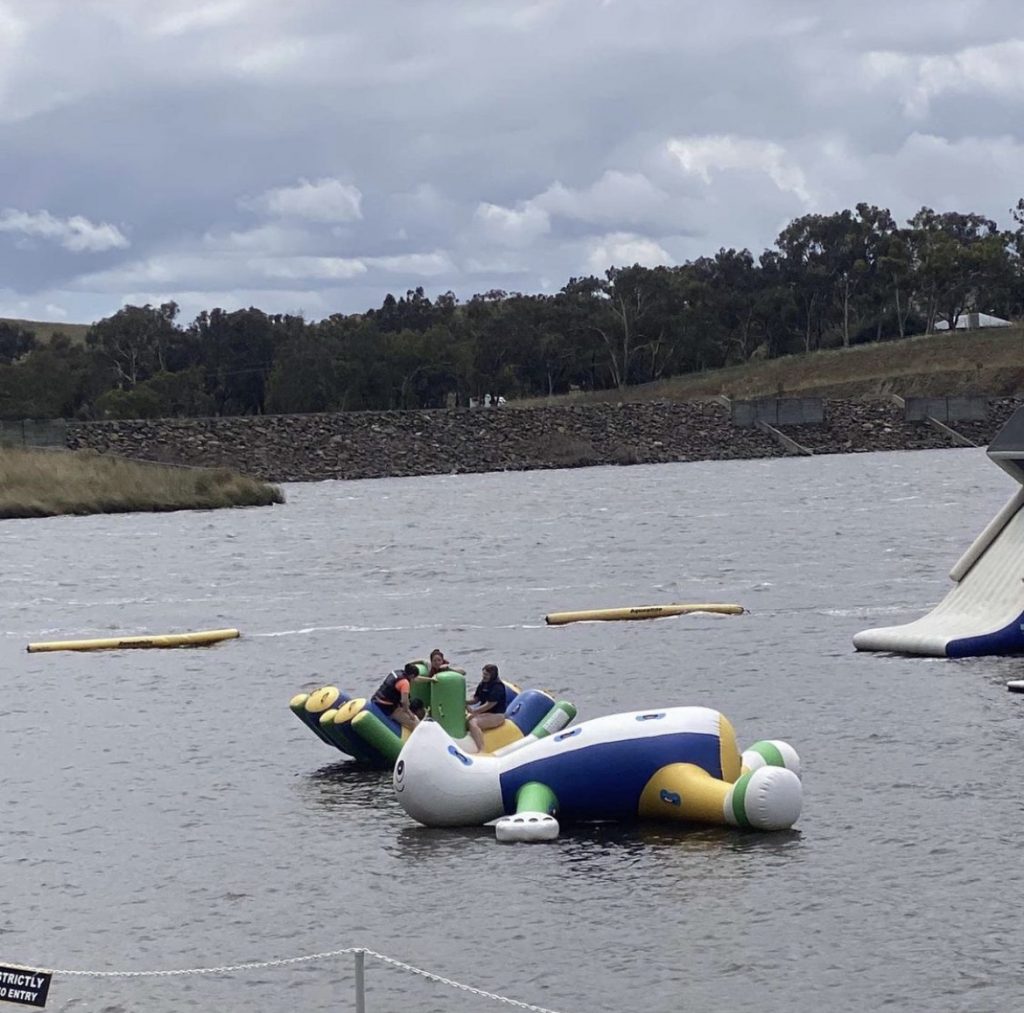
top-left (3, 947), bottom-right (363, 978)
top-left (366, 950), bottom-right (568, 1013)
top-left (3, 947), bottom-right (570, 1012)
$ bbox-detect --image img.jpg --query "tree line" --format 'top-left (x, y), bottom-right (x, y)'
top-left (3, 200), bottom-right (1024, 420)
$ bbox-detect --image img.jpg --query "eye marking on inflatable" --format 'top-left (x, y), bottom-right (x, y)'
top-left (555, 727), bottom-right (582, 741)
top-left (659, 789), bottom-right (681, 806)
top-left (394, 759), bottom-right (405, 791)
top-left (636, 712), bottom-right (665, 721)
top-left (447, 745), bottom-right (472, 766)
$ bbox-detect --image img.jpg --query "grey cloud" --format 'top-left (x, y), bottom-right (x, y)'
top-left (1, 0), bottom-right (1023, 321)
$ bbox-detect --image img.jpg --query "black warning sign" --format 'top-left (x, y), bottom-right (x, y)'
top-left (0, 966), bottom-right (52, 1007)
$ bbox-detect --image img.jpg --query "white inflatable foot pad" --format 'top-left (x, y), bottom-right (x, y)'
top-left (495, 811), bottom-right (560, 842)
top-left (725, 766), bottom-right (803, 831)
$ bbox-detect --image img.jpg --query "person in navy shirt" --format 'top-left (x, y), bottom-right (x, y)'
top-left (466, 663), bottom-right (507, 752)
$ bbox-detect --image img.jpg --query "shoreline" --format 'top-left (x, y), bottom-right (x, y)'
top-left (62, 396), bottom-right (1020, 484)
top-left (0, 447), bottom-right (284, 519)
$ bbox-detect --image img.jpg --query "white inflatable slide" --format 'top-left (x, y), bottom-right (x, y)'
top-left (854, 407), bottom-right (1024, 658)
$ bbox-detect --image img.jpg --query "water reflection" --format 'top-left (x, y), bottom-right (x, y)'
top-left (295, 762), bottom-right (390, 811)
top-left (557, 821), bottom-right (804, 865)
top-left (387, 824), bottom-right (494, 862)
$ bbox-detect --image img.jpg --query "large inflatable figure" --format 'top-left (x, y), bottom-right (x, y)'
top-left (290, 665), bottom-right (576, 769)
top-left (393, 705), bottom-right (802, 841)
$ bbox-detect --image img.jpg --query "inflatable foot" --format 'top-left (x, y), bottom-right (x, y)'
top-left (724, 766), bottom-right (802, 830)
top-left (742, 739), bottom-right (801, 778)
top-left (495, 812), bottom-right (560, 842)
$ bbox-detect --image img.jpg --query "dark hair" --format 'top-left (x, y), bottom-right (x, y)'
top-left (430, 648), bottom-right (444, 659)
top-left (410, 699), bottom-right (426, 716)
top-left (403, 662), bottom-right (420, 677)
top-left (482, 664), bottom-right (499, 679)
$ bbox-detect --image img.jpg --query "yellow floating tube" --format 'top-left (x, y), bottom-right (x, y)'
top-left (544, 604), bottom-right (744, 626)
top-left (26, 628), bottom-right (241, 653)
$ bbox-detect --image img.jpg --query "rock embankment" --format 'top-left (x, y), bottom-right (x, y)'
top-left (65, 397), bottom-right (1023, 483)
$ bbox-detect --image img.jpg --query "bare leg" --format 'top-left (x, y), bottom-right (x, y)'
top-left (469, 713), bottom-right (505, 753)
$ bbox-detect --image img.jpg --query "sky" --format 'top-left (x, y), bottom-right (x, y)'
top-left (1, 0), bottom-right (1023, 325)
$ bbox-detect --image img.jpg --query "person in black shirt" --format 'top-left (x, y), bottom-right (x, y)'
top-left (466, 663), bottom-right (507, 752)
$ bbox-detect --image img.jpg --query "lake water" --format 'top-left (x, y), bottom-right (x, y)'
top-left (3, 447), bottom-right (1024, 1013)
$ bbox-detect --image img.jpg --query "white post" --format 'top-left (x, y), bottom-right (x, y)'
top-left (354, 949), bottom-right (365, 1013)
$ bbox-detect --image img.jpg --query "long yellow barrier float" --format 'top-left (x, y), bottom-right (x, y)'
top-left (544, 604), bottom-right (744, 626)
top-left (26, 628), bottom-right (241, 653)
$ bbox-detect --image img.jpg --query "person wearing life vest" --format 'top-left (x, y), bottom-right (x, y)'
top-left (373, 662), bottom-right (422, 731)
top-left (466, 663), bottom-right (507, 752)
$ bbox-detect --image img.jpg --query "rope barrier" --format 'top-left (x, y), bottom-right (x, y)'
top-left (367, 950), bottom-right (567, 1013)
top-left (3, 947), bottom-right (571, 1013)
top-left (4, 946), bottom-right (363, 978)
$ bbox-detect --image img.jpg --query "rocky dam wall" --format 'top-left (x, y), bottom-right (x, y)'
top-left (64, 397), bottom-right (1024, 483)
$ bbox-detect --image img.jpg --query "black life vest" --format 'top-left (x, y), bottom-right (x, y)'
top-left (374, 669), bottom-right (405, 710)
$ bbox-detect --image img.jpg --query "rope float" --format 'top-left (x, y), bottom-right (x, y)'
top-left (544, 603), bottom-right (744, 625)
top-left (26, 628), bottom-right (241, 653)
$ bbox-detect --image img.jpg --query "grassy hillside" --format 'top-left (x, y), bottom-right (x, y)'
top-left (7, 315), bottom-right (1024, 406)
top-left (518, 325), bottom-right (1024, 405)
top-left (2, 317), bottom-right (92, 343)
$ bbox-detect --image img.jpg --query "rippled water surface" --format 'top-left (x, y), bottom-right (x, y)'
top-left (4, 448), bottom-right (1024, 1013)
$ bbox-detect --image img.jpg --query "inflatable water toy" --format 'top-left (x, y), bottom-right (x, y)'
top-left (26, 628), bottom-right (240, 653)
top-left (855, 406), bottom-right (1024, 656)
top-left (1007, 680), bottom-right (1024, 693)
top-left (393, 705), bottom-right (802, 841)
top-left (544, 603), bottom-right (744, 625)
top-left (291, 664), bottom-right (577, 769)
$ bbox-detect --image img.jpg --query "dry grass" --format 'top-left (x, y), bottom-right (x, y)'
top-left (1, 317), bottom-right (92, 344)
top-left (516, 325), bottom-right (1024, 406)
top-left (0, 448), bottom-right (284, 519)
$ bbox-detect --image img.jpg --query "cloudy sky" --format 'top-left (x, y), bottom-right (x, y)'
top-left (1, 0), bottom-right (1023, 325)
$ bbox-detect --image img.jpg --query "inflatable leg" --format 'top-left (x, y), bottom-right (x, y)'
top-left (724, 767), bottom-right (802, 830)
top-left (741, 739), bottom-right (801, 777)
top-left (495, 781), bottom-right (560, 843)
top-left (639, 762), bottom-right (802, 831)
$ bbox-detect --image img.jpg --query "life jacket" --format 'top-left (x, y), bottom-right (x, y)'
top-left (373, 669), bottom-right (406, 710)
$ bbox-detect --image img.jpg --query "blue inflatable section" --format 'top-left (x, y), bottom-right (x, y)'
top-left (947, 611), bottom-right (1024, 657)
top-left (364, 698), bottom-right (404, 735)
top-left (497, 731), bottom-right (722, 820)
top-left (505, 688), bottom-right (551, 734)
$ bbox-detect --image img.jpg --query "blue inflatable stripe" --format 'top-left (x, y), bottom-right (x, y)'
top-left (498, 732), bottom-right (723, 820)
top-left (947, 610), bottom-right (1024, 657)
top-left (364, 699), bottom-right (403, 736)
top-left (504, 688), bottom-right (552, 734)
